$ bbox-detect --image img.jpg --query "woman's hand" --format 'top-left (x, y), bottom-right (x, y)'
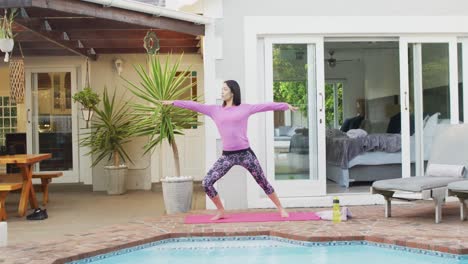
top-left (287, 104), bottom-right (299, 112)
top-left (160, 100), bottom-right (174, 105)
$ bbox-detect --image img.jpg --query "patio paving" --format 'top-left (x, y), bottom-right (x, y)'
top-left (3, 184), bottom-right (206, 245)
top-left (1, 186), bottom-right (468, 264)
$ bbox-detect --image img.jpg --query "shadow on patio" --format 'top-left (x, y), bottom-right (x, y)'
top-left (4, 183), bottom-right (206, 245)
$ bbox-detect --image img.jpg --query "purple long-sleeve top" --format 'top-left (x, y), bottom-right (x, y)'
top-left (173, 100), bottom-right (289, 151)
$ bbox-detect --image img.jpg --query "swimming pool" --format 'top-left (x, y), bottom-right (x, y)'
top-left (68, 236), bottom-right (468, 264)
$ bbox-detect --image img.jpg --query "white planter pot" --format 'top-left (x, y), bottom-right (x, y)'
top-left (0, 39), bottom-right (14, 53)
top-left (81, 108), bottom-right (94, 121)
top-left (161, 176), bottom-right (193, 214)
top-left (104, 165), bottom-right (128, 195)
top-left (81, 108), bottom-right (94, 128)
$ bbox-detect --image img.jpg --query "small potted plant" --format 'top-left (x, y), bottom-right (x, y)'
top-left (124, 54), bottom-right (200, 214)
top-left (72, 87), bottom-right (100, 128)
top-left (0, 8), bottom-right (17, 62)
top-left (80, 88), bottom-right (135, 195)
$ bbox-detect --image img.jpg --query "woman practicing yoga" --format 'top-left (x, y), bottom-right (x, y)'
top-left (163, 80), bottom-right (298, 220)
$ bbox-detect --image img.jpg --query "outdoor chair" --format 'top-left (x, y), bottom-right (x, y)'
top-left (371, 123), bottom-right (468, 223)
top-left (448, 180), bottom-right (468, 221)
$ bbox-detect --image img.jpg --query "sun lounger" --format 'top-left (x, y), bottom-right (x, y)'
top-left (371, 124), bottom-right (468, 223)
top-left (448, 180), bottom-right (468, 221)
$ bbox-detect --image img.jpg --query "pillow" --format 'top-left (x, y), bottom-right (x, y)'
top-left (295, 128), bottom-right (309, 136)
top-left (423, 112), bottom-right (439, 139)
top-left (326, 128), bottom-right (347, 138)
top-left (287, 126), bottom-right (298, 137)
top-left (439, 119), bottom-right (450, 124)
top-left (426, 163), bottom-right (466, 178)
top-left (278, 126), bottom-right (290, 136)
top-left (274, 128), bottom-right (280, 137)
top-left (423, 114), bottom-right (430, 127)
top-left (346, 129), bottom-right (368, 139)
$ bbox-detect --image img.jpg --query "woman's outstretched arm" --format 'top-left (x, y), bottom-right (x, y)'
top-left (248, 102), bottom-right (298, 114)
top-left (162, 100), bottom-right (215, 117)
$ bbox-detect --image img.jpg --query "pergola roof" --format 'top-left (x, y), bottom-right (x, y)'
top-left (1, 0), bottom-right (205, 60)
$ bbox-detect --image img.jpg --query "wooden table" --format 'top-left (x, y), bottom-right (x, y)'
top-left (0, 154), bottom-right (52, 217)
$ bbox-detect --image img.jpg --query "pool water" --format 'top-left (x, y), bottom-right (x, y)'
top-left (69, 236), bottom-right (468, 264)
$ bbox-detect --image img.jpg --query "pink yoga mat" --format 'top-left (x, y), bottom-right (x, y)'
top-left (185, 212), bottom-right (321, 224)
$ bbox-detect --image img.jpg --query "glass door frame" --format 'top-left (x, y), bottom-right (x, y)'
top-left (263, 36), bottom-right (326, 198)
top-left (399, 36), bottom-right (459, 178)
top-left (25, 67), bottom-right (79, 183)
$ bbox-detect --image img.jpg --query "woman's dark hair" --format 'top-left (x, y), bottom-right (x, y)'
top-left (223, 80), bottom-right (241, 107)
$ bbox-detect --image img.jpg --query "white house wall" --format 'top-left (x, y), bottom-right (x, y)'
top-left (207, 0), bottom-right (468, 209)
top-left (363, 49), bottom-right (400, 100)
top-left (221, 0), bottom-right (468, 17)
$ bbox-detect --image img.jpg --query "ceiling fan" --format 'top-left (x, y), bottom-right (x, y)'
top-left (325, 50), bottom-right (355, 68)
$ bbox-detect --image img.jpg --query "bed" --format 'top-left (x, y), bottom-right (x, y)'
top-left (326, 113), bottom-right (443, 187)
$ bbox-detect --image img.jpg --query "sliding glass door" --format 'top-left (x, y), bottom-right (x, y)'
top-left (26, 68), bottom-right (79, 182)
top-left (263, 37), bottom-right (326, 198)
top-left (400, 37), bottom-right (459, 177)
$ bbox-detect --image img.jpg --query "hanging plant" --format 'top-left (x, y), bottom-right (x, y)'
top-left (72, 87), bottom-right (101, 128)
top-left (72, 59), bottom-right (100, 128)
top-left (0, 8), bottom-right (18, 62)
top-left (0, 8), bottom-right (16, 39)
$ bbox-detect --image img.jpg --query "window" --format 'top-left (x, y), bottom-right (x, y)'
top-left (325, 81), bottom-right (344, 128)
top-left (0, 96), bottom-right (17, 146)
top-left (176, 71), bottom-right (198, 129)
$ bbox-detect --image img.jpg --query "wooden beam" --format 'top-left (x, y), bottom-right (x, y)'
top-left (12, 23), bottom-right (28, 32)
top-left (81, 39), bottom-right (199, 49)
top-left (16, 39), bottom-right (199, 50)
top-left (14, 41), bottom-right (63, 49)
top-left (67, 30), bottom-right (194, 40)
top-left (15, 31), bottom-right (45, 42)
top-left (13, 47), bottom-right (198, 55)
top-left (92, 47), bottom-right (199, 54)
top-left (15, 17), bottom-right (149, 31)
top-left (15, 30), bottom-right (196, 43)
top-left (15, 29), bottom-right (63, 41)
top-left (18, 6), bottom-right (88, 18)
top-left (11, 49), bottom-right (76, 56)
top-left (28, 0), bottom-right (204, 36)
top-left (12, 47), bottom-right (198, 56)
top-left (14, 19), bottom-right (97, 60)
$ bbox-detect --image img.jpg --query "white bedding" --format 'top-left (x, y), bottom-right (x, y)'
top-left (347, 135), bottom-right (430, 168)
top-left (348, 151), bottom-right (404, 168)
top-left (347, 121), bottom-right (450, 169)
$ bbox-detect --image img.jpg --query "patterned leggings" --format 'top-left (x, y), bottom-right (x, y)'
top-left (202, 148), bottom-right (275, 198)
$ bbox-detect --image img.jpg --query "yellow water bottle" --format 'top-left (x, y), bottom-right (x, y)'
top-left (332, 196), bottom-right (341, 223)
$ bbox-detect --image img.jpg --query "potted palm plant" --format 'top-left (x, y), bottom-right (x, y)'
top-left (72, 87), bottom-right (100, 128)
top-left (124, 54), bottom-right (201, 213)
top-left (80, 88), bottom-right (135, 195)
top-left (0, 8), bottom-right (17, 62)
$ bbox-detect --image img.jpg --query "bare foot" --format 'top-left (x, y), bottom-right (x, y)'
top-left (210, 211), bottom-right (225, 221)
top-left (280, 209), bottom-right (289, 218)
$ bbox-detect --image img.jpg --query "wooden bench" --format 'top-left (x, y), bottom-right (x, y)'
top-left (0, 176), bottom-right (23, 221)
top-left (32, 172), bottom-right (63, 206)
